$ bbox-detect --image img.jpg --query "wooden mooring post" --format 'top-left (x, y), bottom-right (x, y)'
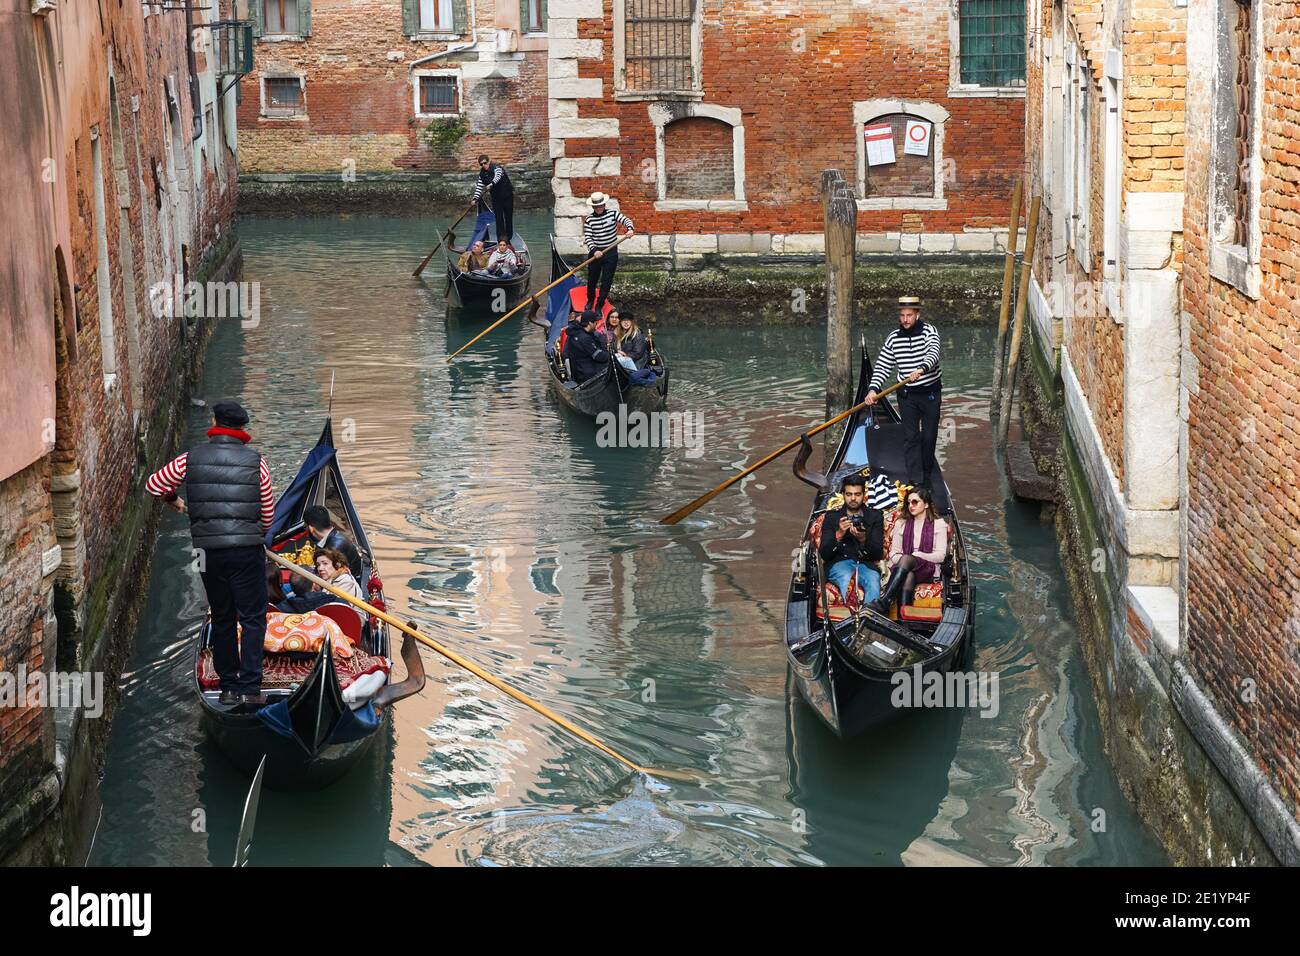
top-left (989, 179), bottom-right (1023, 417)
top-left (996, 194), bottom-right (1042, 447)
top-left (822, 169), bottom-right (857, 441)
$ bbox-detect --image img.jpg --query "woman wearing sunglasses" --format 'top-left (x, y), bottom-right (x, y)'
top-left (869, 486), bottom-right (948, 614)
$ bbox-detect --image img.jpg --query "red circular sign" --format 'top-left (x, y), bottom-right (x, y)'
top-left (908, 124), bottom-right (927, 142)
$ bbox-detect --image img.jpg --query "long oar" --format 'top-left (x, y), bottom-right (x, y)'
top-left (445, 231), bottom-right (633, 363)
top-left (265, 548), bottom-right (693, 781)
top-left (659, 376), bottom-right (913, 525)
top-left (412, 207), bottom-right (472, 277)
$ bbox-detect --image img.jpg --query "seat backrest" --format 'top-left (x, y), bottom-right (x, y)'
top-left (316, 603), bottom-right (363, 644)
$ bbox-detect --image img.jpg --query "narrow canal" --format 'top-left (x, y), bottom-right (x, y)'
top-left (88, 211), bottom-right (1167, 866)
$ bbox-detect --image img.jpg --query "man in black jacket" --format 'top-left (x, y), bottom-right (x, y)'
top-left (303, 504), bottom-right (364, 581)
top-left (146, 401), bottom-right (274, 706)
top-left (564, 310), bottom-right (612, 383)
top-left (817, 473), bottom-right (884, 606)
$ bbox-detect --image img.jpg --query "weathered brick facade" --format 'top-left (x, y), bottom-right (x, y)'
top-left (0, 0), bottom-right (239, 862)
top-left (236, 0), bottom-right (551, 192)
top-left (1023, 0), bottom-right (1300, 863)
top-left (548, 0), bottom-right (1026, 261)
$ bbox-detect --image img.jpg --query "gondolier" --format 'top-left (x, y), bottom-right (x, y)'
top-left (866, 296), bottom-right (942, 488)
top-left (147, 401), bottom-right (274, 706)
top-left (582, 191), bottom-right (634, 315)
top-left (469, 154), bottom-right (514, 244)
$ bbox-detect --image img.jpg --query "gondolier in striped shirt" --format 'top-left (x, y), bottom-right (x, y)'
top-left (469, 154), bottom-right (514, 244)
top-left (582, 191), bottom-right (634, 315)
top-left (866, 297), bottom-right (943, 489)
top-left (145, 401), bottom-right (275, 707)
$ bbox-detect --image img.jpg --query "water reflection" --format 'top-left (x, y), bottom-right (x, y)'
top-left (88, 212), bottom-right (1166, 867)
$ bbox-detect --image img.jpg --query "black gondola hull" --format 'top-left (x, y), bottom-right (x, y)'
top-left (446, 264), bottom-right (532, 309)
top-left (548, 363), bottom-right (669, 420)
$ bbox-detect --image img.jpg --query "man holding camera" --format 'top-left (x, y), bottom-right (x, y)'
top-left (817, 474), bottom-right (885, 606)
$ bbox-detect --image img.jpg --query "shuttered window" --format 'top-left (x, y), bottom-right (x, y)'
top-left (250, 0), bottom-right (311, 37)
top-left (402, 0), bottom-right (467, 35)
top-left (521, 0), bottom-right (547, 33)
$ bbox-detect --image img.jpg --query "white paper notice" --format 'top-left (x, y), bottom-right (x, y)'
top-left (864, 124), bottom-right (896, 166)
top-left (904, 119), bottom-right (932, 157)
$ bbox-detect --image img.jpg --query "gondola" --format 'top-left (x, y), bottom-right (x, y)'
top-left (444, 208), bottom-right (532, 309)
top-left (784, 346), bottom-right (975, 739)
top-left (193, 419), bottom-right (424, 789)
top-left (540, 239), bottom-right (669, 419)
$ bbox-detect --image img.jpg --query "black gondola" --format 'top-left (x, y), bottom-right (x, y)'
top-left (540, 239), bottom-right (669, 419)
top-left (784, 347), bottom-right (976, 738)
top-left (444, 209), bottom-right (532, 309)
top-left (193, 419), bottom-right (423, 789)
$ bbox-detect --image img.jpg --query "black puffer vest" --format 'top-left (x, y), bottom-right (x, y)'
top-left (186, 435), bottom-right (264, 550)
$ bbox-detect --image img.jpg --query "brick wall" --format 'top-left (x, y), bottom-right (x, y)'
top-left (551, 0), bottom-right (1025, 246)
top-left (1182, 0), bottom-right (1300, 814)
top-left (664, 116), bottom-right (732, 200)
top-left (237, 0), bottom-right (550, 179)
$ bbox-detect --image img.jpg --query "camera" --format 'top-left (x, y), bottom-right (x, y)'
top-left (848, 514), bottom-right (866, 530)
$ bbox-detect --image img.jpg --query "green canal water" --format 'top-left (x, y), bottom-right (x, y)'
top-left (88, 212), bottom-right (1167, 866)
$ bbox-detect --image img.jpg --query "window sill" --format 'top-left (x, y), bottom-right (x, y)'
top-left (416, 111), bottom-right (463, 120)
top-left (654, 199), bottom-right (748, 212)
top-left (1209, 243), bottom-right (1260, 299)
top-left (407, 32), bottom-right (464, 41)
top-left (614, 90), bottom-right (703, 103)
top-left (260, 111), bottom-right (308, 121)
top-left (857, 197), bottom-right (947, 211)
top-left (257, 34), bottom-right (307, 43)
top-left (946, 85), bottom-right (1026, 98)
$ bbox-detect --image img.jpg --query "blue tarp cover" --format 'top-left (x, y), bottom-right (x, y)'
top-left (267, 441), bottom-right (337, 544)
top-left (256, 698), bottom-right (381, 745)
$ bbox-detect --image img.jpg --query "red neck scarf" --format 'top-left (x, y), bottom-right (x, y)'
top-left (207, 426), bottom-right (251, 443)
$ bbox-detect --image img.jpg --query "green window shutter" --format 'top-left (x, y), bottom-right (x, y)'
top-left (452, 0), bottom-right (467, 35)
top-left (299, 0), bottom-right (311, 36)
top-left (401, 0), bottom-right (418, 36)
top-left (541, 0), bottom-right (547, 32)
top-left (249, 0), bottom-right (262, 38)
top-left (519, 0), bottom-right (529, 32)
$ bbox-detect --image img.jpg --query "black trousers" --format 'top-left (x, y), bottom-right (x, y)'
top-left (201, 544), bottom-right (267, 695)
top-left (493, 192), bottom-right (514, 244)
top-left (899, 382), bottom-right (942, 486)
top-left (586, 247), bottom-right (619, 311)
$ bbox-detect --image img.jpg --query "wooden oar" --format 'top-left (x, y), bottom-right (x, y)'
top-left (659, 376), bottom-right (912, 525)
top-left (445, 231), bottom-right (633, 363)
top-left (412, 207), bottom-right (472, 277)
top-left (265, 548), bottom-right (694, 782)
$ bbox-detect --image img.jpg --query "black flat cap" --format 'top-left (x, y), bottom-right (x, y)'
top-left (212, 401), bottom-right (250, 426)
top-left (579, 310), bottom-right (600, 325)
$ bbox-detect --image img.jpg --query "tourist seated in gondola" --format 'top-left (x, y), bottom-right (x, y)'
top-left (486, 239), bottom-right (519, 277)
top-left (610, 309), bottom-right (657, 386)
top-left (274, 568), bottom-right (333, 614)
top-left (870, 485), bottom-right (949, 614)
top-left (564, 310), bottom-right (612, 383)
top-left (315, 548), bottom-right (365, 600)
top-left (304, 505), bottom-right (364, 580)
top-left (817, 474), bottom-right (884, 608)
top-left (457, 239), bottom-right (490, 273)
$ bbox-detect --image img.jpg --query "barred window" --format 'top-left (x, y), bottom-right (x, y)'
top-left (419, 75), bottom-right (459, 114)
top-left (958, 0), bottom-right (1026, 87)
top-left (263, 76), bottom-right (304, 115)
top-left (623, 0), bottom-right (698, 93)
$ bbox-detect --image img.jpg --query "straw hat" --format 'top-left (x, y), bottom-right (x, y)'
top-left (586, 191), bottom-right (610, 207)
top-left (897, 296), bottom-right (922, 309)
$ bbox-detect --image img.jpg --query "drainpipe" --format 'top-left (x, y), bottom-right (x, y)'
top-left (409, 0), bottom-right (479, 68)
top-left (186, 0), bottom-right (204, 141)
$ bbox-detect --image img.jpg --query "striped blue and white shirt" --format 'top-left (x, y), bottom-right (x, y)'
top-left (472, 165), bottom-right (505, 201)
top-left (868, 322), bottom-right (942, 391)
top-left (583, 209), bottom-right (634, 250)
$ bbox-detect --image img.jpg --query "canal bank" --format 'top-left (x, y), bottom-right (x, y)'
top-left (1, 237), bottom-right (243, 866)
top-left (1016, 317), bottom-right (1290, 866)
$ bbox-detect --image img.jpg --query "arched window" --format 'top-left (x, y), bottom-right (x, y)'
top-left (649, 102), bottom-right (746, 212)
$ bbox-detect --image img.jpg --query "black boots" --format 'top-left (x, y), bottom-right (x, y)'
top-left (869, 569), bottom-right (908, 615)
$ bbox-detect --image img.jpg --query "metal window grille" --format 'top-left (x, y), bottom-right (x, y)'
top-left (265, 77), bottom-right (303, 109)
top-left (624, 0), bottom-right (696, 93)
top-left (1232, 0), bottom-right (1253, 246)
top-left (959, 0), bottom-right (1026, 87)
top-left (420, 76), bottom-right (458, 113)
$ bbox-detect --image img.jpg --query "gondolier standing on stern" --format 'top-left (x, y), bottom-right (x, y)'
top-left (469, 154), bottom-right (514, 244)
top-left (146, 402), bottom-right (275, 707)
top-left (583, 191), bottom-right (634, 315)
top-left (866, 296), bottom-right (943, 489)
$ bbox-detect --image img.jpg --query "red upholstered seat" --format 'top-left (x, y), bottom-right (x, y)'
top-left (316, 603), bottom-right (363, 644)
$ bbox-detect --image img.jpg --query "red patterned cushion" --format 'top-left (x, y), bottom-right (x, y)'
top-left (197, 646), bottom-right (390, 691)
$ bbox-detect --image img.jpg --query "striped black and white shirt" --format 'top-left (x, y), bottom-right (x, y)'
top-left (471, 165), bottom-right (506, 201)
top-left (868, 322), bottom-right (942, 391)
top-left (583, 209), bottom-right (634, 250)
